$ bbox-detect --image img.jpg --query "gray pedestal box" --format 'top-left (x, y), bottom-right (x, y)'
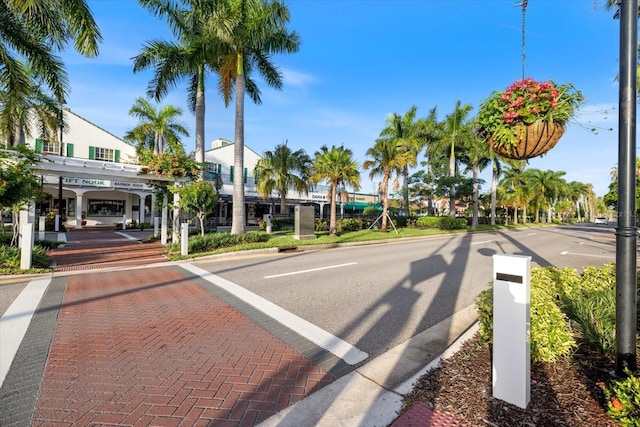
top-left (294, 205), bottom-right (316, 240)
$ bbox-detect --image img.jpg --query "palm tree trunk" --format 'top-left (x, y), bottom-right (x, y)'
top-left (195, 65), bottom-right (205, 166)
top-left (472, 165), bottom-right (479, 228)
top-left (449, 146), bottom-right (456, 218)
top-left (490, 160), bottom-right (498, 226)
top-left (403, 166), bottom-right (409, 216)
top-left (381, 173), bottom-right (389, 233)
top-left (280, 193), bottom-right (287, 215)
top-left (514, 206), bottom-right (518, 225)
top-left (329, 183), bottom-right (337, 236)
top-left (231, 63), bottom-right (246, 235)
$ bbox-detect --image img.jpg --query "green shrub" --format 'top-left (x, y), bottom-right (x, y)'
top-left (415, 216), bottom-right (467, 230)
top-left (438, 217), bottom-right (467, 230)
top-left (476, 266), bottom-right (576, 363)
top-left (556, 264), bottom-right (617, 356)
top-left (337, 218), bottom-right (362, 232)
top-left (416, 216), bottom-right (440, 229)
top-left (171, 231), bottom-right (267, 254)
top-left (0, 244), bottom-right (51, 269)
top-left (601, 368), bottom-right (640, 426)
top-left (315, 219), bottom-right (327, 231)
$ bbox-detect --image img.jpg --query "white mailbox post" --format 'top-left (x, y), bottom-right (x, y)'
top-left (492, 254), bottom-right (531, 409)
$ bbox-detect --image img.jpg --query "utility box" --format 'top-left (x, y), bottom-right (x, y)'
top-left (294, 206), bottom-right (316, 240)
top-left (492, 254), bottom-right (531, 409)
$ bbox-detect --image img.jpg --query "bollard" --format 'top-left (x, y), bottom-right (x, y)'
top-left (54, 214), bottom-right (60, 232)
top-left (492, 254), bottom-right (531, 409)
top-left (38, 216), bottom-right (45, 241)
top-left (122, 214), bottom-right (127, 230)
top-left (181, 222), bottom-right (189, 256)
top-left (20, 223), bottom-right (34, 269)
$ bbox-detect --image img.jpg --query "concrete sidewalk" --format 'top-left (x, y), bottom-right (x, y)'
top-left (0, 229), bottom-right (476, 426)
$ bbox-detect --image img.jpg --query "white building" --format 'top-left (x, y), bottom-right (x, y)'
top-left (23, 110), bottom-right (378, 230)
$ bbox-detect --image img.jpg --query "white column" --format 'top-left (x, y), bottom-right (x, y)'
top-left (151, 190), bottom-right (157, 224)
top-left (492, 254), bottom-right (531, 409)
top-left (161, 193), bottom-right (168, 245)
top-left (172, 191), bottom-right (180, 243)
top-left (75, 192), bottom-right (84, 229)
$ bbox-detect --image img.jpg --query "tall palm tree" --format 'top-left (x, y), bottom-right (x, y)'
top-left (430, 100), bottom-right (474, 218)
top-left (567, 181), bottom-right (588, 222)
top-left (311, 145), bottom-right (361, 236)
top-left (1, 0), bottom-right (101, 102)
top-left (527, 169), bottom-right (567, 223)
top-left (460, 130), bottom-right (491, 228)
top-left (254, 141), bottom-right (311, 214)
top-left (363, 137), bottom-right (409, 233)
top-left (126, 97), bottom-right (189, 155)
top-left (134, 0), bottom-right (230, 167)
top-left (0, 64), bottom-right (60, 147)
top-left (210, 0), bottom-right (300, 235)
top-left (378, 105), bottom-right (422, 216)
top-left (499, 164), bottom-right (531, 224)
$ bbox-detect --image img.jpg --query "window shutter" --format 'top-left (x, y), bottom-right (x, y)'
top-left (230, 165), bottom-right (234, 183)
top-left (89, 146), bottom-right (95, 160)
top-left (114, 150), bottom-right (120, 162)
top-left (35, 139), bottom-right (43, 153)
top-left (66, 143), bottom-right (74, 157)
top-left (217, 164), bottom-right (221, 175)
top-left (244, 168), bottom-right (247, 183)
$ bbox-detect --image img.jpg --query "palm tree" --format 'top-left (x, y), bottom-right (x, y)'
top-left (0, 65), bottom-right (60, 147)
top-left (209, 0), bottom-right (300, 235)
top-left (1, 0), bottom-right (101, 102)
top-left (126, 97), bottom-right (189, 155)
top-left (363, 137), bottom-right (409, 233)
top-left (567, 181), bottom-right (589, 222)
top-left (133, 0), bottom-right (227, 167)
top-left (460, 131), bottom-right (491, 228)
top-left (527, 169), bottom-right (567, 223)
top-left (499, 164), bottom-right (531, 224)
top-left (254, 141), bottom-right (311, 215)
top-left (311, 145), bottom-right (361, 236)
top-left (378, 106), bottom-right (423, 216)
top-left (430, 100), bottom-right (474, 218)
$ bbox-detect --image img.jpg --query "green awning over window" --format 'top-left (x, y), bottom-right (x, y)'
top-left (342, 202), bottom-right (382, 211)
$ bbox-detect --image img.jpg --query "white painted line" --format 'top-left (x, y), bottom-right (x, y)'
top-left (264, 262), bottom-right (357, 279)
top-left (471, 240), bottom-right (495, 245)
top-left (560, 251), bottom-right (615, 259)
top-left (115, 231), bottom-right (139, 241)
top-left (182, 263), bottom-right (369, 365)
top-left (0, 276), bottom-right (51, 388)
top-left (527, 233), bottom-right (536, 236)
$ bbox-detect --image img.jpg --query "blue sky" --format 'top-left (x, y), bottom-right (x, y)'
top-left (61, 0), bottom-right (621, 197)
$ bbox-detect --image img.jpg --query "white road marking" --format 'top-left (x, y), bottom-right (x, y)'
top-left (182, 263), bottom-right (369, 365)
top-left (560, 251), bottom-right (615, 259)
top-left (0, 276), bottom-right (51, 388)
top-left (263, 262), bottom-right (357, 279)
top-left (471, 240), bottom-right (495, 245)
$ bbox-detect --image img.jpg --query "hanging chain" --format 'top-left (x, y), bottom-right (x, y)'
top-left (521, 0), bottom-right (528, 80)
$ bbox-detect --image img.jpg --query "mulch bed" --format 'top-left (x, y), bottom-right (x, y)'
top-left (399, 332), bottom-right (626, 426)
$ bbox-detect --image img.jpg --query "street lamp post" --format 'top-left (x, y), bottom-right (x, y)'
top-left (57, 104), bottom-right (64, 217)
top-left (615, 0), bottom-right (638, 377)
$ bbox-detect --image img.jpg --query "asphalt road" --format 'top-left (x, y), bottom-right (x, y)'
top-left (191, 224), bottom-right (619, 363)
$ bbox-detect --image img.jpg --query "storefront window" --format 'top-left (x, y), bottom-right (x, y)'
top-left (87, 199), bottom-right (125, 216)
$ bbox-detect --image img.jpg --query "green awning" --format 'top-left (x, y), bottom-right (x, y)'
top-left (343, 202), bottom-right (382, 211)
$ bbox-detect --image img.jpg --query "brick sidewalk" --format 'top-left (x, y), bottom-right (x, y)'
top-left (49, 229), bottom-right (168, 272)
top-left (32, 267), bottom-right (335, 426)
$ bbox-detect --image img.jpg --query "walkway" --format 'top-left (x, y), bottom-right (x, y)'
top-left (0, 228), bottom-right (471, 426)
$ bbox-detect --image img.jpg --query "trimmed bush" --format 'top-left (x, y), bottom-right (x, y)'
top-left (416, 216), bottom-right (467, 230)
top-left (181, 231), bottom-right (267, 253)
top-left (336, 218), bottom-right (362, 232)
top-left (477, 266), bottom-right (576, 363)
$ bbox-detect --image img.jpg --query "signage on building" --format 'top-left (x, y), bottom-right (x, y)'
top-left (63, 177), bottom-right (153, 190)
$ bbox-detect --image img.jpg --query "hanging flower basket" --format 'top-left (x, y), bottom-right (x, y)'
top-left (477, 78), bottom-right (583, 160)
top-left (489, 121), bottom-right (565, 160)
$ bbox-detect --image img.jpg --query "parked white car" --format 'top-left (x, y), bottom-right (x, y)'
top-left (594, 217), bottom-right (608, 224)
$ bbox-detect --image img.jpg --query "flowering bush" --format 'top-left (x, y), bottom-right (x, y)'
top-left (477, 78), bottom-right (584, 151)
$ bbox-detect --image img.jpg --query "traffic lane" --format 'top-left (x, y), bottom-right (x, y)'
top-left (195, 234), bottom-right (494, 358)
top-left (193, 226), bottom-right (617, 358)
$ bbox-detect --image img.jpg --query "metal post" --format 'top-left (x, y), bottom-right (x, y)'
top-left (57, 104), bottom-right (64, 217)
top-left (616, 0), bottom-right (638, 377)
